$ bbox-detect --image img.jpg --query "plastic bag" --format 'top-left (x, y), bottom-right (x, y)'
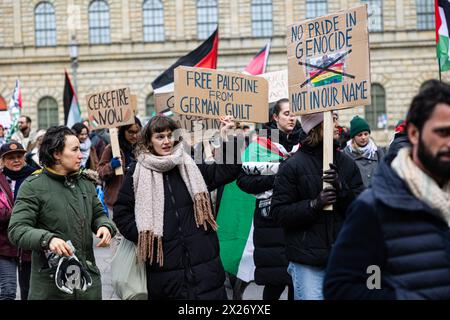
top-left (111, 238), bottom-right (148, 300)
top-left (96, 185), bottom-right (109, 217)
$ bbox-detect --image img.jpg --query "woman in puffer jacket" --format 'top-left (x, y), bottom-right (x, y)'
top-left (237, 99), bottom-right (304, 300)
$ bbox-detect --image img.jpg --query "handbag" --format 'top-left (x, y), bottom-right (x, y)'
top-left (111, 237), bottom-right (148, 300)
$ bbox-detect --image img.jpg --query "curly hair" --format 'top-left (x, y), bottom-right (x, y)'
top-left (39, 126), bottom-right (76, 167)
top-left (407, 79), bottom-right (450, 132)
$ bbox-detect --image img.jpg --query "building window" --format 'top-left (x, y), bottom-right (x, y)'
top-left (35, 2), bottom-right (56, 46)
top-left (143, 0), bottom-right (165, 42)
top-left (252, 0), bottom-right (273, 37)
top-left (306, 0), bottom-right (328, 19)
top-left (146, 94), bottom-right (156, 117)
top-left (361, 0), bottom-right (383, 32)
top-left (365, 84), bottom-right (386, 129)
top-left (416, 0), bottom-right (435, 30)
top-left (38, 97), bottom-right (59, 129)
top-left (89, 0), bottom-right (111, 44)
top-left (197, 0), bottom-right (218, 40)
top-left (0, 95), bottom-right (6, 111)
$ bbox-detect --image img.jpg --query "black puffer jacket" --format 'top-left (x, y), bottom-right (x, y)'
top-left (324, 156), bottom-right (450, 299)
top-left (237, 122), bottom-right (303, 286)
top-left (113, 142), bottom-right (241, 300)
top-left (271, 143), bottom-right (364, 267)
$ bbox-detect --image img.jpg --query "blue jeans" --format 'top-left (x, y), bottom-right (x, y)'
top-left (0, 256), bottom-right (17, 300)
top-left (287, 262), bottom-right (325, 300)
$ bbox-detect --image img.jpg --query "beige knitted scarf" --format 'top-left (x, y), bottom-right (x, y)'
top-left (392, 148), bottom-right (450, 223)
top-left (133, 142), bottom-right (217, 266)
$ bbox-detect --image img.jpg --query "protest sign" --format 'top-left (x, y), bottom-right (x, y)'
top-left (86, 87), bottom-right (135, 129)
top-left (86, 87), bottom-right (135, 175)
top-left (287, 5), bottom-right (370, 115)
top-left (155, 91), bottom-right (221, 132)
top-left (174, 66), bottom-right (269, 123)
top-left (260, 70), bottom-right (289, 103)
top-left (155, 91), bottom-right (221, 145)
top-left (130, 94), bottom-right (137, 115)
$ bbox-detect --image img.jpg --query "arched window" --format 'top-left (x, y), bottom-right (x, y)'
top-left (146, 94), bottom-right (156, 117)
top-left (362, 0), bottom-right (383, 32)
top-left (38, 97), bottom-right (59, 129)
top-left (0, 95), bottom-right (6, 111)
top-left (416, 0), bottom-right (435, 30)
top-left (143, 0), bottom-right (165, 42)
top-left (306, 0), bottom-right (327, 19)
top-left (197, 0), bottom-right (218, 40)
top-left (365, 84), bottom-right (386, 129)
top-left (252, 0), bottom-right (273, 37)
top-left (35, 2), bottom-right (56, 46)
top-left (89, 0), bottom-right (111, 44)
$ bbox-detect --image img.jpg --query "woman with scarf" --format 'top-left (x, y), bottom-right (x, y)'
top-left (113, 115), bottom-right (241, 300)
top-left (236, 99), bottom-right (303, 300)
top-left (0, 142), bottom-right (37, 300)
top-left (8, 126), bottom-right (116, 299)
top-left (343, 116), bottom-right (385, 188)
top-left (98, 117), bottom-right (142, 216)
top-left (71, 123), bottom-right (99, 171)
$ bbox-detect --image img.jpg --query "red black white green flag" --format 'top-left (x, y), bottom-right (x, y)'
top-left (243, 41), bottom-right (271, 75)
top-left (436, 0), bottom-right (450, 71)
top-left (63, 70), bottom-right (82, 128)
top-left (151, 28), bottom-right (219, 94)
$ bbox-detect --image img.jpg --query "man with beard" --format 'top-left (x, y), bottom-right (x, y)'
top-left (324, 80), bottom-right (450, 300)
top-left (11, 116), bottom-right (35, 151)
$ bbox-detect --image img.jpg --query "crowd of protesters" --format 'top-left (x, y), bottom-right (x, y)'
top-left (0, 78), bottom-right (448, 300)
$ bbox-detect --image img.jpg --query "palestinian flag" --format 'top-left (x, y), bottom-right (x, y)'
top-left (436, 0), bottom-right (450, 71)
top-left (64, 70), bottom-right (82, 128)
top-left (217, 137), bottom-right (295, 281)
top-left (5, 80), bottom-right (22, 140)
top-left (243, 41), bottom-right (271, 75)
top-left (216, 181), bottom-right (256, 281)
top-left (151, 28), bottom-right (219, 93)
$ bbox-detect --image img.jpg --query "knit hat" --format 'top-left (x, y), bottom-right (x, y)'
top-left (350, 116), bottom-right (370, 138)
top-left (300, 113), bottom-right (324, 135)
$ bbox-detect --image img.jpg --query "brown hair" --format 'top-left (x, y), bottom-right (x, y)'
top-left (135, 115), bottom-right (181, 156)
top-left (302, 123), bottom-right (323, 147)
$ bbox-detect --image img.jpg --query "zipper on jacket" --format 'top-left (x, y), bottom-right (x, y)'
top-left (164, 173), bottom-right (197, 299)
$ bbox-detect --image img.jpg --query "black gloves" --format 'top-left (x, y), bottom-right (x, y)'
top-left (322, 163), bottom-right (342, 192)
top-left (310, 186), bottom-right (337, 212)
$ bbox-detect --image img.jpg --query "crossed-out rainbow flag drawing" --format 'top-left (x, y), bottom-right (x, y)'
top-left (309, 61), bottom-right (345, 87)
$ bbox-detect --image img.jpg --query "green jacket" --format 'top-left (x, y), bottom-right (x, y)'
top-left (8, 169), bottom-right (117, 300)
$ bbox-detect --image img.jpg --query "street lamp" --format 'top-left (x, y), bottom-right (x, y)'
top-left (69, 34), bottom-right (78, 94)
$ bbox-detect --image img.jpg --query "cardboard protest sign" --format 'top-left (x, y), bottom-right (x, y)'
top-left (260, 70), bottom-right (289, 103)
top-left (174, 66), bottom-right (269, 123)
top-left (287, 5), bottom-right (371, 115)
top-left (130, 94), bottom-right (137, 115)
top-left (86, 87), bottom-right (135, 129)
top-left (154, 92), bottom-right (221, 133)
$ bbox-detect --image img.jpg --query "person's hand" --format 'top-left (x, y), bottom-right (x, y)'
top-left (310, 186), bottom-right (337, 212)
top-left (96, 226), bottom-right (112, 247)
top-left (219, 115), bottom-right (235, 139)
top-left (49, 237), bottom-right (73, 257)
top-left (322, 163), bottom-right (342, 192)
top-left (110, 157), bottom-right (122, 169)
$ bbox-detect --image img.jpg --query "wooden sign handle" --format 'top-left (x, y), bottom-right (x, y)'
top-left (109, 128), bottom-right (123, 176)
top-left (323, 111), bottom-right (334, 211)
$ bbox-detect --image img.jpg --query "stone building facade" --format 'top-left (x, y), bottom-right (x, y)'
top-left (0, 0), bottom-right (442, 145)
